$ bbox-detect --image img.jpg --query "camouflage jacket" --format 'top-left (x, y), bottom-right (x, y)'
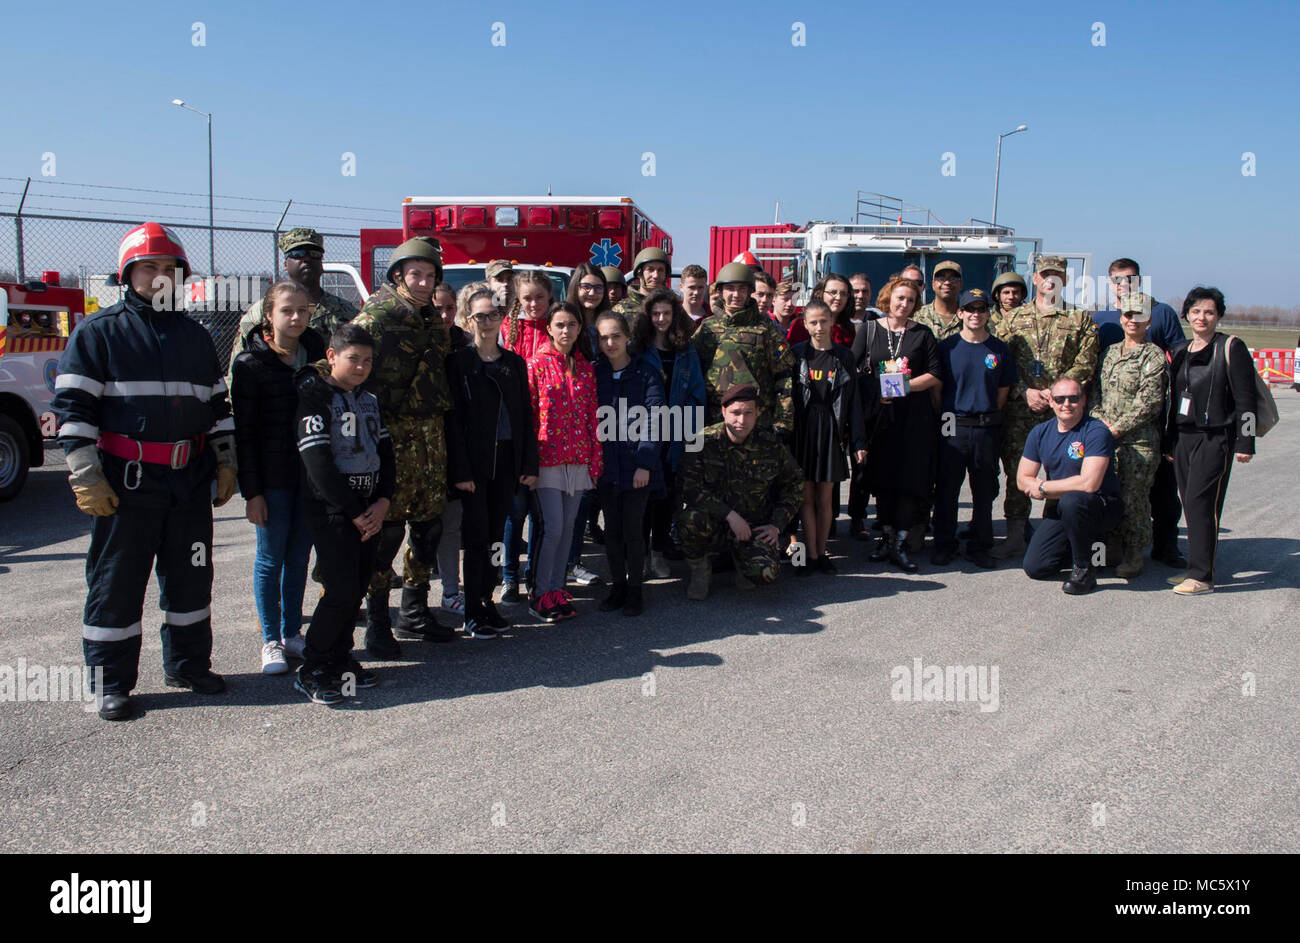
top-left (992, 302), bottom-right (1099, 399)
top-left (913, 302), bottom-right (963, 342)
top-left (613, 285), bottom-right (646, 319)
top-left (351, 284), bottom-right (450, 421)
top-left (678, 422), bottom-right (804, 532)
top-left (692, 299), bottom-right (795, 432)
top-left (1093, 341), bottom-right (1168, 441)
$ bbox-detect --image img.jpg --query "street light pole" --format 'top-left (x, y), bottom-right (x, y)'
top-left (992, 124), bottom-right (1027, 228)
top-left (172, 99), bottom-right (214, 274)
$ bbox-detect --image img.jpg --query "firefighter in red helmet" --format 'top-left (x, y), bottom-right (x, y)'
top-left (52, 222), bottom-right (237, 721)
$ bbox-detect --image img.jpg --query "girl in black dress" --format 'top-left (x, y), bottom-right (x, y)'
top-left (793, 301), bottom-right (867, 573)
top-left (851, 275), bottom-right (942, 572)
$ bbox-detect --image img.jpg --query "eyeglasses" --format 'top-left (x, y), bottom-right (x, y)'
top-left (933, 273), bottom-right (961, 281)
top-left (578, 282), bottom-right (605, 292)
top-left (470, 311), bottom-right (504, 322)
top-left (1051, 394), bottom-right (1082, 405)
top-left (285, 248), bottom-right (323, 260)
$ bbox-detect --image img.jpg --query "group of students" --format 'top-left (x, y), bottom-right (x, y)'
top-left (54, 222), bottom-right (1261, 719)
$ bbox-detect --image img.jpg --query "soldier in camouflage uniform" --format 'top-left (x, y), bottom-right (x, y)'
top-left (990, 256), bottom-right (1100, 559)
top-left (613, 247), bottom-right (671, 319)
top-left (693, 262), bottom-right (795, 432)
top-left (350, 236), bottom-right (453, 657)
top-left (675, 385), bottom-right (804, 599)
top-left (228, 228), bottom-right (356, 381)
top-left (989, 271), bottom-right (1028, 324)
top-left (912, 260), bottom-right (965, 341)
top-left (1091, 293), bottom-right (1168, 577)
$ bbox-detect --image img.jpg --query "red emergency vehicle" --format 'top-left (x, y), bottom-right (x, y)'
top-left (359, 196), bottom-right (673, 294)
top-left (0, 273), bottom-right (90, 500)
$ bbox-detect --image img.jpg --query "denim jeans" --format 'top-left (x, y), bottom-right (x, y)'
top-left (502, 486), bottom-right (541, 587)
top-left (253, 488), bottom-right (313, 644)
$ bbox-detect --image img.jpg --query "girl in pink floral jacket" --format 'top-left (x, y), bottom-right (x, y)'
top-left (526, 302), bottom-right (602, 621)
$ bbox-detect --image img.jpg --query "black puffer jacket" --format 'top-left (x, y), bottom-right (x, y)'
top-left (231, 326), bottom-right (326, 498)
top-left (445, 343), bottom-right (539, 485)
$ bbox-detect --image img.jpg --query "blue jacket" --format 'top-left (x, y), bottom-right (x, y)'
top-left (594, 352), bottom-right (666, 494)
top-left (639, 343), bottom-right (706, 470)
top-left (52, 288), bottom-right (233, 507)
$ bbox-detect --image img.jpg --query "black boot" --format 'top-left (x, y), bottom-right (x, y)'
top-left (623, 585), bottom-right (644, 617)
top-left (395, 585), bottom-right (458, 642)
top-left (365, 590), bottom-right (401, 659)
top-left (599, 583), bottom-right (628, 612)
top-left (869, 527), bottom-right (893, 563)
top-left (1063, 566), bottom-right (1097, 595)
top-left (890, 530), bottom-right (918, 573)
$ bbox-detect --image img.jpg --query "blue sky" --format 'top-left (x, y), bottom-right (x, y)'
top-left (4, 0), bottom-right (1296, 305)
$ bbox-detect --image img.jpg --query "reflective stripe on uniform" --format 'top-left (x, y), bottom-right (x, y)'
top-left (59, 421), bottom-right (100, 439)
top-left (82, 622), bottom-right (143, 642)
top-left (210, 378), bottom-right (228, 398)
top-left (207, 417), bottom-right (236, 434)
top-left (163, 607), bottom-right (210, 626)
top-left (103, 380), bottom-right (216, 399)
top-left (55, 374), bottom-right (106, 397)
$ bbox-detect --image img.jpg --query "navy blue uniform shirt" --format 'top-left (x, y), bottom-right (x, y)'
top-left (1023, 414), bottom-right (1121, 498)
top-left (938, 333), bottom-right (1017, 415)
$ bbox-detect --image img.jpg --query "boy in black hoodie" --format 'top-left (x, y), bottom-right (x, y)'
top-left (294, 324), bottom-right (395, 705)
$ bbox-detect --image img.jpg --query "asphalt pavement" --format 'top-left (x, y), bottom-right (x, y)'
top-left (2, 395), bottom-right (1297, 853)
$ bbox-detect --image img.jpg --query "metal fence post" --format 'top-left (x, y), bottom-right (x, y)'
top-left (15, 177), bottom-right (31, 281)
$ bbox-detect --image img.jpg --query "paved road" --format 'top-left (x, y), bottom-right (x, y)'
top-left (2, 396), bottom-right (1297, 853)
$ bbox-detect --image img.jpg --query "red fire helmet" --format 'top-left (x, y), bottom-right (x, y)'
top-left (732, 250), bottom-right (761, 269)
top-left (117, 222), bottom-right (191, 283)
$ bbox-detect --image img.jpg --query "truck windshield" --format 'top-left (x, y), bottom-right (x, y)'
top-left (442, 267), bottom-right (569, 301)
top-left (823, 252), bottom-right (1014, 305)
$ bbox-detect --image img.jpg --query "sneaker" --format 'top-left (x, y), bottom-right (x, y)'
top-left (295, 667), bottom-right (342, 706)
top-left (282, 635), bottom-right (307, 660)
top-left (568, 564), bottom-right (602, 586)
top-left (441, 592), bottom-right (465, 615)
top-left (338, 658), bottom-right (378, 690)
top-left (1172, 578), bottom-right (1213, 595)
top-left (529, 592), bottom-right (561, 623)
top-left (501, 581), bottom-right (521, 604)
top-left (481, 599), bottom-right (510, 629)
top-left (261, 641), bottom-right (288, 675)
top-left (556, 589), bottom-right (578, 619)
top-left (465, 618), bottom-right (502, 639)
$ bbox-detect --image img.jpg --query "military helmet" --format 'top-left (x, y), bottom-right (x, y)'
top-left (601, 265), bottom-right (626, 287)
top-left (630, 246), bottom-right (670, 278)
top-left (991, 271), bottom-right (1027, 294)
top-left (386, 236), bottom-right (444, 283)
top-left (715, 261), bottom-right (756, 287)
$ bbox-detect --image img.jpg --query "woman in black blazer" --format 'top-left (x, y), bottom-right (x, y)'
top-left (1165, 286), bottom-right (1256, 595)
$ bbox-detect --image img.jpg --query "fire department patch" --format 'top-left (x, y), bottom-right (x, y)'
top-left (44, 359), bottom-right (58, 393)
top-left (1067, 441), bottom-right (1084, 460)
top-left (984, 353), bottom-right (998, 369)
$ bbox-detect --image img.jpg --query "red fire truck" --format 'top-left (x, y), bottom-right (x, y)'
top-left (359, 196), bottom-right (673, 296)
top-left (0, 273), bottom-right (91, 500)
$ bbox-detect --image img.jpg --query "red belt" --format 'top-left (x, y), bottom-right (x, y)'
top-left (99, 430), bottom-right (206, 469)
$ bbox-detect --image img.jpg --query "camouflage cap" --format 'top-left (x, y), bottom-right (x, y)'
top-left (721, 383), bottom-right (759, 407)
top-left (1120, 292), bottom-right (1153, 321)
top-left (1035, 255), bottom-right (1068, 276)
top-left (933, 260), bottom-right (963, 277)
top-left (278, 227), bottom-right (323, 254)
top-left (485, 259), bottom-right (513, 279)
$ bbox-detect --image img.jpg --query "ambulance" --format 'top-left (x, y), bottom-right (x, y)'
top-left (359, 196), bottom-right (674, 295)
top-left (0, 274), bottom-right (90, 500)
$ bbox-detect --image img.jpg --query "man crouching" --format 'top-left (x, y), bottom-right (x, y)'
top-left (675, 384), bottom-right (803, 600)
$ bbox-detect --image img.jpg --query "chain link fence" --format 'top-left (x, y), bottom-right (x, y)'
top-left (0, 211), bottom-right (364, 371)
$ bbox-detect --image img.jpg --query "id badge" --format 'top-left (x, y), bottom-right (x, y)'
top-left (1179, 395), bottom-right (1192, 417)
top-left (1031, 359), bottom-right (1045, 378)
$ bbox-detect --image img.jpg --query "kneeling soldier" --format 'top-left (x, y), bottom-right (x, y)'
top-left (675, 384), bottom-right (803, 599)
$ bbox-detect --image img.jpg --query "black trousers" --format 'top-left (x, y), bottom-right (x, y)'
top-left (305, 504), bottom-right (378, 672)
top-left (598, 483), bottom-right (650, 589)
top-left (460, 442), bottom-right (518, 619)
top-left (1173, 428), bottom-right (1234, 583)
top-left (644, 468), bottom-right (680, 554)
top-left (934, 425), bottom-right (1001, 552)
top-left (847, 452), bottom-right (871, 528)
top-left (1023, 491), bottom-right (1124, 577)
top-left (875, 489), bottom-right (919, 533)
top-left (1150, 455), bottom-right (1183, 553)
top-left (82, 498), bottom-right (214, 694)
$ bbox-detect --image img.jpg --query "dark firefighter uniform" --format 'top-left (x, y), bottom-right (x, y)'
top-left (52, 287), bottom-right (236, 698)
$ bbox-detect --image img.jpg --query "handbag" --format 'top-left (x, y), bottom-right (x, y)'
top-left (1223, 334), bottom-right (1279, 438)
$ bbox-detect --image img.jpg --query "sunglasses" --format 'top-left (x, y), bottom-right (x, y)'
top-left (1051, 394), bottom-right (1082, 405)
top-left (470, 311), bottom-right (505, 322)
top-left (285, 248), bottom-right (323, 260)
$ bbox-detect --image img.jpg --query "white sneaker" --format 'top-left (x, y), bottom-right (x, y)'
top-left (568, 564), bottom-right (601, 586)
top-left (261, 641), bottom-right (288, 675)
top-left (441, 592), bottom-right (465, 615)
top-left (282, 635), bottom-right (307, 660)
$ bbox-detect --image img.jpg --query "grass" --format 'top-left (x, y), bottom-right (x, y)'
top-left (1214, 325), bottom-right (1298, 352)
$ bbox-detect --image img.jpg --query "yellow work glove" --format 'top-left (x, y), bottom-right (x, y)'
top-left (72, 478), bottom-right (119, 517)
top-left (214, 465), bottom-right (238, 507)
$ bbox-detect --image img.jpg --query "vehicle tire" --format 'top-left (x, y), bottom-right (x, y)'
top-left (0, 414), bottom-right (32, 502)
